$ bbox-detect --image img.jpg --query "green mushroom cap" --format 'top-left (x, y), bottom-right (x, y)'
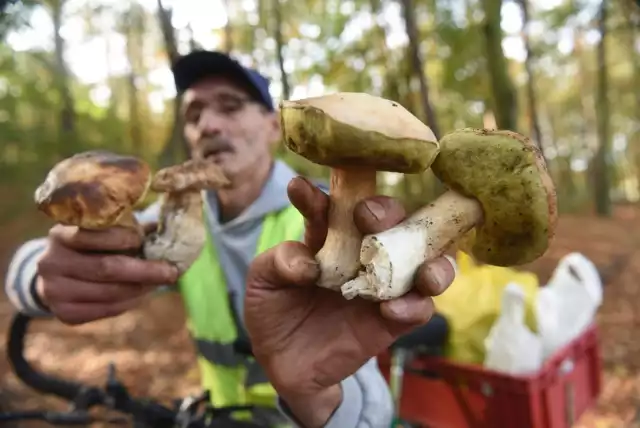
top-left (432, 128), bottom-right (558, 266)
top-left (279, 92), bottom-right (439, 173)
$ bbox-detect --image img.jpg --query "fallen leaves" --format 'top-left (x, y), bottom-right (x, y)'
top-left (1, 204), bottom-right (640, 427)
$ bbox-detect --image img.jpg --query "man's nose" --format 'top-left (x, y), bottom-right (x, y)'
top-left (198, 109), bottom-right (225, 135)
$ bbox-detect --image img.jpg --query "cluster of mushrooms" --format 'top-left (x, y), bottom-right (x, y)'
top-left (34, 154), bottom-right (230, 274)
top-left (279, 92), bottom-right (557, 301)
top-left (34, 92), bottom-right (557, 302)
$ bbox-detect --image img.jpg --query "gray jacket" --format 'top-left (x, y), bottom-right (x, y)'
top-left (4, 160), bottom-right (393, 428)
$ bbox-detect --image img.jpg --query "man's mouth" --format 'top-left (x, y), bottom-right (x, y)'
top-left (204, 149), bottom-right (226, 158)
top-left (202, 145), bottom-right (233, 160)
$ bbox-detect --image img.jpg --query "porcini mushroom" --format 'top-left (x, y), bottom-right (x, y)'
top-left (341, 128), bottom-right (558, 301)
top-left (34, 150), bottom-right (152, 234)
top-left (35, 151), bottom-right (230, 275)
top-left (280, 92), bottom-right (439, 290)
top-left (143, 158), bottom-right (230, 273)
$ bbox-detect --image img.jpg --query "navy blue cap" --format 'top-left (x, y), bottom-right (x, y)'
top-left (171, 50), bottom-right (274, 111)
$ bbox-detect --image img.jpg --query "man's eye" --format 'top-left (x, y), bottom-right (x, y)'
top-left (186, 110), bottom-right (201, 123)
top-left (220, 102), bottom-right (242, 113)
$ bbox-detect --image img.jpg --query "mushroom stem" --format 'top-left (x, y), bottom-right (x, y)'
top-left (143, 190), bottom-right (207, 273)
top-left (142, 159), bottom-right (230, 275)
top-left (316, 166), bottom-right (378, 290)
top-left (341, 190), bottom-right (483, 300)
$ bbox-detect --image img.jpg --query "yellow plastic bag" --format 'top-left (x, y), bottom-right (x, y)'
top-left (455, 251), bottom-right (477, 274)
top-left (433, 251), bottom-right (541, 365)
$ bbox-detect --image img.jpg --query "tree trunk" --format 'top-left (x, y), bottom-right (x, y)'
top-left (273, 0), bottom-right (290, 100)
top-left (156, 0), bottom-right (189, 166)
top-left (370, 0), bottom-right (401, 100)
top-left (517, 0), bottom-right (545, 159)
top-left (623, 3), bottom-right (640, 197)
top-left (481, 0), bottom-right (518, 130)
top-left (124, 6), bottom-right (142, 156)
top-left (593, 0), bottom-right (612, 216)
top-left (401, 55), bottom-right (417, 116)
top-left (546, 109), bottom-right (576, 211)
top-left (574, 29), bottom-right (595, 155)
top-left (187, 23), bottom-right (200, 51)
top-left (399, 0), bottom-right (440, 139)
top-left (223, 0), bottom-right (233, 54)
top-left (104, 27), bottom-right (118, 122)
top-left (50, 0), bottom-right (75, 157)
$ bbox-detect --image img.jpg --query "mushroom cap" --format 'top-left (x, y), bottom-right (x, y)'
top-left (280, 92), bottom-right (439, 173)
top-left (431, 128), bottom-right (557, 266)
top-left (34, 150), bottom-right (152, 229)
top-left (151, 158), bottom-right (230, 193)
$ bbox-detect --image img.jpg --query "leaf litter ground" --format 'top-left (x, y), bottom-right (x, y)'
top-left (1, 204), bottom-right (640, 427)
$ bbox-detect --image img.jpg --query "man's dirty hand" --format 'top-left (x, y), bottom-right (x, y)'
top-left (244, 176), bottom-right (456, 426)
top-left (36, 224), bottom-right (178, 325)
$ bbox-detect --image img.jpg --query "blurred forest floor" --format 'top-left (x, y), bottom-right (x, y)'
top-left (1, 198), bottom-right (640, 427)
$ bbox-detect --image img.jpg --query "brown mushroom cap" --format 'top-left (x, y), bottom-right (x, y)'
top-left (431, 128), bottom-right (558, 266)
top-left (151, 158), bottom-right (231, 193)
top-left (34, 150), bottom-right (152, 229)
top-left (280, 92), bottom-right (439, 173)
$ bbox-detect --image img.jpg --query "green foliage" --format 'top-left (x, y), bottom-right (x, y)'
top-left (0, 0), bottom-right (637, 224)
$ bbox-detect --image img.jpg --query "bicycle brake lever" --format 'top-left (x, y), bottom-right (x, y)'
top-left (178, 390), bottom-right (210, 414)
top-left (106, 362), bottom-right (122, 391)
top-left (174, 391), bottom-right (210, 428)
top-left (192, 391), bottom-right (210, 407)
top-left (104, 362), bottom-right (130, 408)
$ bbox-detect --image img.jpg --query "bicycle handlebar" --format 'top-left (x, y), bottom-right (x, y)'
top-left (1, 312), bottom-right (265, 427)
top-left (7, 312), bottom-right (90, 402)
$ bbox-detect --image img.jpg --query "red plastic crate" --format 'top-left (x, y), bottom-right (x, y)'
top-left (378, 323), bottom-right (602, 428)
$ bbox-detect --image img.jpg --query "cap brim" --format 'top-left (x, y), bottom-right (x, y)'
top-left (171, 51), bottom-right (271, 109)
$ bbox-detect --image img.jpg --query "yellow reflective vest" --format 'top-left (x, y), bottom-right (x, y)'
top-left (178, 204), bottom-right (305, 412)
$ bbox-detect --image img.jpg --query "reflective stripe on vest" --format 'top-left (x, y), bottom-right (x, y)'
top-left (178, 204), bottom-right (305, 409)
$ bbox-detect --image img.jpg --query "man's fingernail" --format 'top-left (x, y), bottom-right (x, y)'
top-left (444, 254), bottom-right (458, 274)
top-left (294, 176), bottom-right (315, 191)
top-left (290, 256), bottom-right (318, 273)
top-left (164, 264), bottom-right (180, 281)
top-left (365, 200), bottom-right (385, 221)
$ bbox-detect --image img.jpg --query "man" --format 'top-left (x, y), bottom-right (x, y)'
top-left (5, 50), bottom-right (455, 427)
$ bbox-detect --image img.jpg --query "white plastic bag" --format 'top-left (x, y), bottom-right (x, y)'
top-left (484, 283), bottom-right (543, 375)
top-left (535, 252), bottom-right (603, 359)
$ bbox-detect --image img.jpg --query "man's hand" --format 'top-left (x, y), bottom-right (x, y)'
top-left (36, 224), bottom-right (179, 325)
top-left (244, 177), bottom-right (456, 427)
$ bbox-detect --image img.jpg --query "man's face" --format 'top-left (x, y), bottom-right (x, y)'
top-left (181, 75), bottom-right (280, 181)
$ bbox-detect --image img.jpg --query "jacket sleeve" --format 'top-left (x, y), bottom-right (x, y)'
top-left (3, 202), bottom-right (162, 317)
top-left (277, 358), bottom-right (393, 428)
top-left (4, 237), bottom-right (51, 317)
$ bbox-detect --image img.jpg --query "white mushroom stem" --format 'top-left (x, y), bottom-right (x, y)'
top-left (316, 166), bottom-right (378, 290)
top-left (142, 159), bottom-right (229, 275)
top-left (143, 190), bottom-right (207, 274)
top-left (341, 190), bottom-right (483, 300)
